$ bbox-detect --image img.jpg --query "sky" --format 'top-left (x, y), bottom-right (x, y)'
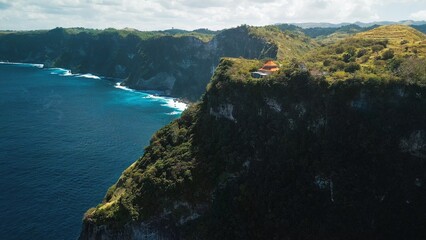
top-left (0, 0), bottom-right (425, 31)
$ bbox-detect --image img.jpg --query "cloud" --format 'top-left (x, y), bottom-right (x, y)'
top-left (410, 10), bottom-right (426, 20)
top-left (0, 0), bottom-right (425, 30)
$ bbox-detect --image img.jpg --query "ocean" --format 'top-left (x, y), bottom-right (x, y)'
top-left (0, 63), bottom-right (185, 240)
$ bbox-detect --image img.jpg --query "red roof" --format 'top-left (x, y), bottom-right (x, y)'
top-left (259, 60), bottom-right (279, 72)
top-left (263, 60), bottom-right (278, 67)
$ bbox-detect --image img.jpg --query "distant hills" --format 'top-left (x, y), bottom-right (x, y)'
top-left (288, 20), bottom-right (426, 29)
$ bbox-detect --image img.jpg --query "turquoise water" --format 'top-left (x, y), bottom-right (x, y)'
top-left (0, 63), bottom-right (184, 239)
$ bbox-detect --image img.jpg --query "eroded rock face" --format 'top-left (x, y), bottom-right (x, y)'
top-left (209, 104), bottom-right (236, 122)
top-left (400, 130), bottom-right (426, 158)
top-left (132, 72), bottom-right (177, 92)
top-left (265, 98), bottom-right (282, 112)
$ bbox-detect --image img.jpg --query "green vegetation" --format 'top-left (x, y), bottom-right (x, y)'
top-left (82, 57), bottom-right (426, 239)
top-left (303, 25), bottom-right (426, 83)
top-left (248, 25), bottom-right (317, 61)
top-left (398, 57), bottom-right (426, 85)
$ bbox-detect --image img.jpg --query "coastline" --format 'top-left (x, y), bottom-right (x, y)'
top-left (114, 82), bottom-right (191, 108)
top-left (114, 82), bottom-right (188, 112)
top-left (0, 61), bottom-right (189, 112)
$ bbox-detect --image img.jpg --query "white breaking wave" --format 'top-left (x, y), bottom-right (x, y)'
top-left (166, 111), bottom-right (182, 115)
top-left (117, 86), bottom-right (188, 112)
top-left (161, 99), bottom-right (187, 112)
top-left (145, 94), bottom-right (187, 112)
top-left (0, 61), bottom-right (44, 68)
top-left (144, 94), bottom-right (163, 100)
top-left (49, 69), bottom-right (101, 79)
top-left (114, 82), bottom-right (135, 92)
top-left (49, 68), bottom-right (73, 76)
top-left (78, 73), bottom-right (101, 79)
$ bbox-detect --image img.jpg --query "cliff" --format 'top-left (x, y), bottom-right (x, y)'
top-left (0, 26), bottom-right (314, 100)
top-left (80, 58), bottom-right (426, 239)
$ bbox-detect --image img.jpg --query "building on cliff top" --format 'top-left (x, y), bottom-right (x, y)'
top-left (251, 60), bottom-right (280, 78)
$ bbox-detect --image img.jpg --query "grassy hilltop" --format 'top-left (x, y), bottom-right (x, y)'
top-left (304, 25), bottom-right (426, 83)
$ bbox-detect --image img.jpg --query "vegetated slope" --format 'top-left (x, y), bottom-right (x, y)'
top-left (248, 25), bottom-right (317, 61)
top-left (304, 25), bottom-right (426, 83)
top-left (80, 58), bottom-right (426, 240)
top-left (0, 25), bottom-right (315, 100)
top-left (354, 25), bottom-right (426, 42)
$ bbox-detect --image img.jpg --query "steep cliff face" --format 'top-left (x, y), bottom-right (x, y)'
top-left (0, 26), bottom-right (285, 100)
top-left (80, 58), bottom-right (426, 239)
top-left (123, 26), bottom-right (279, 100)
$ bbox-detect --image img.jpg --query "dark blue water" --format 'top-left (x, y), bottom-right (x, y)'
top-left (0, 63), bottom-right (184, 240)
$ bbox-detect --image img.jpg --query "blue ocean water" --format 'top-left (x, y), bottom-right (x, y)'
top-left (0, 63), bottom-right (184, 240)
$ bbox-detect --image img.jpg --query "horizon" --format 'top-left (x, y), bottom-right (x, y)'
top-left (0, 0), bottom-right (425, 31)
top-left (1, 20), bottom-right (426, 33)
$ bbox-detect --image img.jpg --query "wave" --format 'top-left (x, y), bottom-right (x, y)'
top-left (161, 99), bottom-right (187, 112)
top-left (114, 82), bottom-right (135, 92)
top-left (143, 94), bottom-right (163, 100)
top-left (144, 94), bottom-right (187, 111)
top-left (49, 68), bottom-right (73, 76)
top-left (166, 111), bottom-right (182, 115)
top-left (0, 61), bottom-right (44, 68)
top-left (48, 69), bottom-right (101, 79)
top-left (78, 73), bottom-right (101, 80)
top-left (114, 84), bottom-right (188, 113)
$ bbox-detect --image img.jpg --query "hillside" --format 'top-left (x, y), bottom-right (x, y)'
top-left (354, 25), bottom-right (426, 42)
top-left (80, 58), bottom-right (426, 239)
top-left (277, 23), bottom-right (426, 44)
top-left (304, 25), bottom-right (426, 83)
top-left (0, 25), bottom-right (314, 100)
top-left (248, 25), bottom-right (317, 60)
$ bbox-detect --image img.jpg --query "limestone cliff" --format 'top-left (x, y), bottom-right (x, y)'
top-left (80, 58), bottom-right (426, 239)
top-left (0, 26), bottom-right (313, 100)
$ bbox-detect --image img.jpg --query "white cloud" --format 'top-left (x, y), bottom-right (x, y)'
top-left (411, 10), bottom-right (426, 20)
top-left (0, 0), bottom-right (425, 30)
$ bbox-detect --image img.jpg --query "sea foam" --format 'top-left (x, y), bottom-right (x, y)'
top-left (114, 82), bottom-right (135, 92)
top-left (146, 94), bottom-right (187, 112)
top-left (115, 83), bottom-right (188, 112)
top-left (78, 73), bottom-right (101, 79)
top-left (0, 61), bottom-right (44, 68)
top-left (49, 68), bottom-right (73, 76)
top-left (161, 98), bottom-right (187, 112)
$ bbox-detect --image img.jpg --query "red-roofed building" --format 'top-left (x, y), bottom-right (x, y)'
top-left (259, 60), bottom-right (280, 73)
top-left (251, 60), bottom-right (280, 78)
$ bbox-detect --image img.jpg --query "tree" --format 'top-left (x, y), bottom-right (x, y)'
top-left (357, 48), bottom-right (368, 58)
top-left (344, 62), bottom-right (361, 73)
top-left (342, 53), bottom-right (352, 63)
top-left (335, 47), bottom-right (344, 54)
top-left (381, 49), bottom-right (394, 60)
top-left (371, 45), bottom-right (384, 53)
